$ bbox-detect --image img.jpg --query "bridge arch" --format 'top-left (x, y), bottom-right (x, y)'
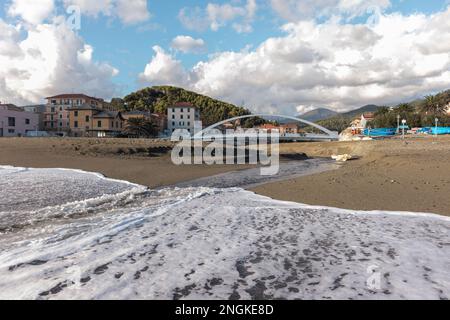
top-left (194, 114), bottom-right (338, 139)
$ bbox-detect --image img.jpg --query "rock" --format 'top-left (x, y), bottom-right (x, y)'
top-left (331, 154), bottom-right (353, 162)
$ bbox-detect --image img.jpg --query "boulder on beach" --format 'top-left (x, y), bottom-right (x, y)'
top-left (331, 154), bottom-right (353, 162)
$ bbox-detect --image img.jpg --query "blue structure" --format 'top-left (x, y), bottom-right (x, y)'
top-left (363, 128), bottom-right (397, 137)
top-left (430, 127), bottom-right (450, 135)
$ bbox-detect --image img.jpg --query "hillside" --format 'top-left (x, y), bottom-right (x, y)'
top-left (303, 105), bottom-right (382, 133)
top-left (298, 108), bottom-right (338, 122)
top-left (112, 86), bottom-right (250, 126)
top-left (340, 104), bottom-right (381, 118)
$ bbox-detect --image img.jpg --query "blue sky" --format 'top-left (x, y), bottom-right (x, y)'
top-left (1, 0), bottom-right (450, 113)
top-left (69, 0), bottom-right (450, 95)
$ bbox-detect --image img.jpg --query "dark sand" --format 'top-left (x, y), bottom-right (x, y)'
top-left (2, 136), bottom-right (450, 216)
top-left (0, 137), bottom-right (251, 188)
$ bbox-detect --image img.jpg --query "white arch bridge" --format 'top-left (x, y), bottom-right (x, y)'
top-left (193, 114), bottom-right (339, 142)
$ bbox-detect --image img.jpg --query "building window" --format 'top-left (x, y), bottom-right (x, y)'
top-left (86, 115), bottom-right (90, 122)
top-left (180, 115), bottom-right (184, 119)
top-left (188, 115), bottom-right (191, 119)
top-left (116, 122), bottom-right (119, 128)
top-left (8, 117), bottom-right (15, 127)
top-left (74, 111), bottom-right (78, 117)
top-left (59, 114), bottom-right (62, 119)
top-left (51, 107), bottom-right (55, 113)
top-left (59, 122), bottom-right (62, 127)
top-left (8, 129), bottom-right (15, 134)
top-left (74, 121), bottom-right (78, 128)
top-left (25, 119), bottom-right (30, 125)
top-left (60, 107), bottom-right (63, 111)
top-left (97, 120), bottom-right (102, 127)
top-left (172, 121), bottom-right (175, 126)
top-left (51, 115), bottom-right (54, 121)
top-left (172, 114), bottom-right (175, 119)
top-left (188, 108), bottom-right (190, 112)
top-left (172, 108), bottom-right (175, 112)
top-left (181, 108), bottom-right (184, 113)
top-left (188, 122), bottom-right (190, 126)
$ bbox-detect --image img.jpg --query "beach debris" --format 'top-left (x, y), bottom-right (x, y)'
top-left (331, 154), bottom-right (353, 162)
top-left (339, 129), bottom-right (354, 141)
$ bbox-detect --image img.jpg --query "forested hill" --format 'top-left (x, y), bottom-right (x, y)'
top-left (111, 86), bottom-right (250, 126)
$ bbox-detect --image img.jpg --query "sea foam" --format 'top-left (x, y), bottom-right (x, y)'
top-left (0, 166), bottom-right (449, 300)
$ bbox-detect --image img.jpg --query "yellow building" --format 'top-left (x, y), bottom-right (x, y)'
top-left (93, 111), bottom-right (124, 137)
top-left (68, 105), bottom-right (124, 137)
top-left (45, 94), bottom-right (105, 134)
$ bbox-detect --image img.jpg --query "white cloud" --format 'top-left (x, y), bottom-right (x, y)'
top-left (115, 0), bottom-right (150, 24)
top-left (0, 18), bottom-right (119, 105)
top-left (139, 46), bottom-right (188, 87)
top-left (141, 7), bottom-right (450, 114)
top-left (8, 0), bottom-right (55, 25)
top-left (178, 0), bottom-right (257, 33)
top-left (63, 0), bottom-right (150, 24)
top-left (171, 36), bottom-right (207, 54)
top-left (270, 0), bottom-right (391, 22)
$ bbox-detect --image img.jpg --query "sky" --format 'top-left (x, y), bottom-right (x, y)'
top-left (0, 0), bottom-right (450, 114)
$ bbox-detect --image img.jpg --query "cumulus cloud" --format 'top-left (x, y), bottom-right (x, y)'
top-left (8, 0), bottom-right (55, 25)
top-left (270, 0), bottom-right (391, 22)
top-left (63, 0), bottom-right (150, 24)
top-left (178, 0), bottom-right (257, 33)
top-left (171, 36), bottom-right (207, 54)
top-left (139, 46), bottom-right (188, 87)
top-left (141, 7), bottom-right (450, 114)
top-left (0, 18), bottom-right (119, 105)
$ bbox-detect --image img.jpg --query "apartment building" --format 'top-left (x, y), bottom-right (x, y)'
top-left (92, 111), bottom-right (124, 137)
top-left (21, 105), bottom-right (46, 131)
top-left (0, 104), bottom-right (39, 137)
top-left (45, 94), bottom-right (105, 134)
top-left (68, 104), bottom-right (124, 137)
top-left (167, 102), bottom-right (200, 134)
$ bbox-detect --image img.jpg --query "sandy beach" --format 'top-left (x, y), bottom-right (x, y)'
top-left (1, 136), bottom-right (450, 216)
top-left (0, 137), bottom-right (252, 188)
top-left (255, 136), bottom-right (450, 216)
top-left (1, 136), bottom-right (450, 300)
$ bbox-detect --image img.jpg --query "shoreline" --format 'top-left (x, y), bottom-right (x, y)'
top-left (2, 136), bottom-right (450, 216)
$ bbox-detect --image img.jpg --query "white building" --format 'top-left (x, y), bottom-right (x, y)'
top-left (360, 112), bottom-right (375, 129)
top-left (167, 102), bottom-right (200, 134)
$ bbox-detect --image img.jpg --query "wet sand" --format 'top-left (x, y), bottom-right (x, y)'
top-left (0, 137), bottom-right (251, 188)
top-left (2, 136), bottom-right (450, 216)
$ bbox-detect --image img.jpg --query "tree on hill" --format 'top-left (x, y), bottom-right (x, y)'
top-left (396, 103), bottom-right (415, 114)
top-left (374, 106), bottom-right (390, 116)
top-left (421, 95), bottom-right (446, 115)
top-left (110, 98), bottom-right (126, 111)
top-left (122, 86), bottom-right (251, 126)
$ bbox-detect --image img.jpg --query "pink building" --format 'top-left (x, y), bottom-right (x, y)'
top-left (0, 104), bottom-right (39, 137)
